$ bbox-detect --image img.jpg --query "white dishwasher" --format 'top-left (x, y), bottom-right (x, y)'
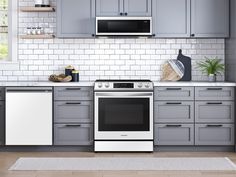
top-left (6, 87), bottom-right (53, 145)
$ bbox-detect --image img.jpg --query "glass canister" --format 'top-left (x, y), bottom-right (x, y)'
top-left (71, 70), bottom-right (79, 82)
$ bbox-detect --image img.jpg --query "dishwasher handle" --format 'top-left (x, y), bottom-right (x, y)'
top-left (6, 87), bottom-right (52, 93)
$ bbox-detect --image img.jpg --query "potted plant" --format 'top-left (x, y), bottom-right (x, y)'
top-left (196, 57), bottom-right (225, 82)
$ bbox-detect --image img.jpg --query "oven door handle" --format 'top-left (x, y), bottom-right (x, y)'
top-left (95, 92), bottom-right (153, 97)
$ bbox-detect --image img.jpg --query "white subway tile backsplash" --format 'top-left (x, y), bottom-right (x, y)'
top-left (1, 0), bottom-right (225, 82)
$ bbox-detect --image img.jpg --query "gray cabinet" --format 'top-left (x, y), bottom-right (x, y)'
top-left (191, 0), bottom-right (229, 38)
top-left (195, 124), bottom-right (234, 145)
top-left (154, 87), bottom-right (194, 101)
top-left (54, 86), bottom-right (93, 146)
top-left (195, 101), bottom-right (234, 123)
top-left (154, 124), bottom-right (194, 145)
top-left (0, 87), bottom-right (5, 101)
top-left (57, 0), bottom-right (95, 38)
top-left (0, 101), bottom-right (4, 145)
top-left (195, 87), bottom-right (234, 101)
top-left (54, 124), bottom-right (93, 145)
top-left (154, 101), bottom-right (194, 123)
top-left (96, 0), bottom-right (151, 16)
top-left (96, 0), bottom-right (123, 16)
top-left (153, 0), bottom-right (190, 37)
top-left (152, 0), bottom-right (229, 38)
top-left (54, 87), bottom-right (93, 101)
top-left (54, 101), bottom-right (93, 123)
top-left (123, 0), bottom-right (151, 16)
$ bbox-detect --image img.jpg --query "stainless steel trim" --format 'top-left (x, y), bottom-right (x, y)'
top-left (94, 91), bottom-right (153, 140)
top-left (96, 17), bottom-right (152, 36)
top-left (95, 92), bottom-right (153, 97)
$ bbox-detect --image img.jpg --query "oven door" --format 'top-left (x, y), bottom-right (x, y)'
top-left (94, 92), bottom-right (153, 140)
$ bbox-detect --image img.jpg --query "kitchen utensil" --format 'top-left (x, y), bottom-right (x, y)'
top-left (177, 49), bottom-right (192, 81)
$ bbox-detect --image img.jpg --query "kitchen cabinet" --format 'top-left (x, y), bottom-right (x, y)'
top-left (96, 0), bottom-right (151, 16)
top-left (191, 0), bottom-right (229, 38)
top-left (54, 101), bottom-right (93, 123)
top-left (154, 86), bottom-right (235, 147)
top-left (195, 87), bottom-right (234, 101)
top-left (195, 101), bottom-right (234, 123)
top-left (195, 124), bottom-right (234, 145)
top-left (154, 87), bottom-right (194, 101)
top-left (0, 101), bottom-right (4, 145)
top-left (154, 124), bottom-right (194, 145)
top-left (154, 101), bottom-right (194, 123)
top-left (57, 0), bottom-right (95, 38)
top-left (54, 124), bottom-right (93, 145)
top-left (152, 0), bottom-right (190, 37)
top-left (152, 0), bottom-right (229, 38)
top-left (54, 86), bottom-right (93, 146)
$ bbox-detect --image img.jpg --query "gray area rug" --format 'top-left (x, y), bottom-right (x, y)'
top-left (9, 157), bottom-right (236, 171)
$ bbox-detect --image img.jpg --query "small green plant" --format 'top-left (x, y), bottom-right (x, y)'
top-left (196, 57), bottom-right (225, 76)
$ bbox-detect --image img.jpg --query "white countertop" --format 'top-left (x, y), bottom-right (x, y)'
top-left (0, 81), bottom-right (236, 87)
top-left (153, 81), bottom-right (236, 87)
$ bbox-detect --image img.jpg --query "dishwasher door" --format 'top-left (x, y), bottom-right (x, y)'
top-left (6, 87), bottom-right (53, 145)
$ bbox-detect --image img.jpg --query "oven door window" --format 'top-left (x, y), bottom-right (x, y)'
top-left (98, 98), bottom-right (150, 131)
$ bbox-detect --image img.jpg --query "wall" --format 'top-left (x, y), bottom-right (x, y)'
top-left (226, 0), bottom-right (236, 81)
top-left (0, 0), bottom-right (225, 81)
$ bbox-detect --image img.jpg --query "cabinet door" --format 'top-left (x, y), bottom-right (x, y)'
top-left (195, 101), bottom-right (234, 123)
top-left (195, 87), bottom-right (234, 101)
top-left (154, 124), bottom-right (194, 145)
top-left (124, 0), bottom-right (151, 16)
top-left (54, 101), bottom-right (93, 123)
top-left (57, 0), bottom-right (95, 38)
top-left (54, 124), bottom-right (93, 145)
top-left (96, 0), bottom-right (123, 16)
top-left (191, 0), bottom-right (229, 38)
top-left (0, 101), bottom-right (4, 145)
top-left (54, 87), bottom-right (93, 101)
top-left (154, 101), bottom-right (194, 123)
top-left (195, 124), bottom-right (234, 145)
top-left (153, 0), bottom-right (190, 37)
top-left (154, 87), bottom-right (194, 101)
top-left (0, 87), bottom-right (5, 101)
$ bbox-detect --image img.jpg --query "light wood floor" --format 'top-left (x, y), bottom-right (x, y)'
top-left (1, 151), bottom-right (236, 177)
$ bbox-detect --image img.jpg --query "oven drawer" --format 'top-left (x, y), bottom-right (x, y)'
top-left (54, 87), bottom-right (93, 101)
top-left (154, 101), bottom-right (194, 123)
top-left (54, 124), bottom-right (93, 145)
top-left (195, 124), bottom-right (234, 145)
top-left (54, 101), bottom-right (93, 123)
top-left (195, 101), bottom-right (234, 123)
top-left (154, 124), bottom-right (194, 145)
top-left (195, 87), bottom-right (234, 101)
top-left (154, 87), bottom-right (194, 100)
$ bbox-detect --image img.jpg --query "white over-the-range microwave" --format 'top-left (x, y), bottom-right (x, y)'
top-left (95, 17), bottom-right (152, 36)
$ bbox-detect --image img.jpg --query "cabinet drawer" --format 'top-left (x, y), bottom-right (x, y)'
top-left (154, 87), bottom-right (194, 100)
top-left (54, 101), bottom-right (93, 123)
top-left (0, 101), bottom-right (4, 145)
top-left (54, 124), bottom-right (93, 145)
top-left (195, 87), bottom-right (234, 100)
top-left (195, 101), bottom-right (234, 123)
top-left (154, 101), bottom-right (194, 123)
top-left (0, 87), bottom-right (5, 100)
top-left (154, 124), bottom-right (194, 145)
top-left (195, 124), bottom-right (234, 145)
top-left (54, 87), bottom-right (93, 101)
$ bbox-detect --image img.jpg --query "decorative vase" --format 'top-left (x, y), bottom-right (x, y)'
top-left (208, 74), bottom-right (216, 82)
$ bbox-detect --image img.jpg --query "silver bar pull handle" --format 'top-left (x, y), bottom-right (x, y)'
top-left (166, 102), bottom-right (182, 105)
top-left (206, 125), bottom-right (223, 127)
top-left (166, 125), bottom-right (182, 128)
top-left (166, 88), bottom-right (182, 91)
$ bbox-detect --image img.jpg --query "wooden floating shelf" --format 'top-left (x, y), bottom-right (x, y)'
top-left (19, 34), bottom-right (55, 39)
top-left (20, 7), bottom-right (55, 12)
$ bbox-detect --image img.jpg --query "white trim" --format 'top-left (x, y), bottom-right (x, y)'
top-left (0, 0), bottom-right (19, 70)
